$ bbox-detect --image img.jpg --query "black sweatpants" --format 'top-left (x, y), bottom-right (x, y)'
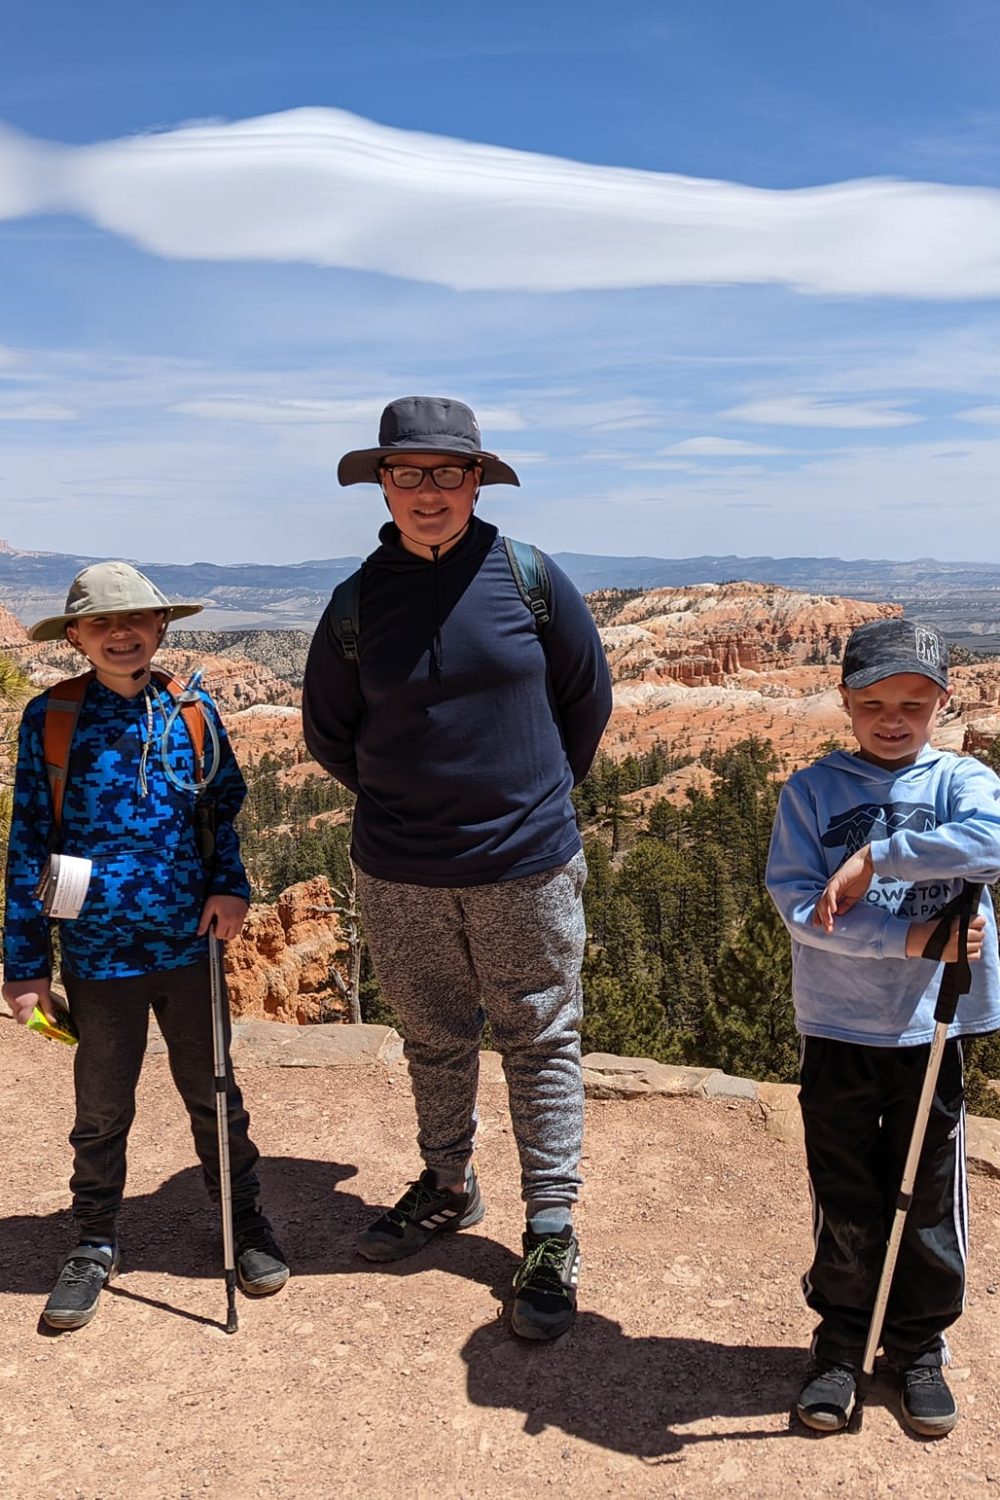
top-left (799, 1035), bottom-right (967, 1369)
top-left (63, 959), bottom-right (261, 1244)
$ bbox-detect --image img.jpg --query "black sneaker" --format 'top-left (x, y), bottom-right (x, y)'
top-left (510, 1226), bottom-right (579, 1341)
top-left (796, 1361), bottom-right (857, 1432)
top-left (899, 1365), bottom-right (957, 1437)
top-left (357, 1167), bottom-right (485, 1262)
top-left (234, 1213), bottom-right (289, 1297)
top-left (43, 1243), bottom-right (120, 1331)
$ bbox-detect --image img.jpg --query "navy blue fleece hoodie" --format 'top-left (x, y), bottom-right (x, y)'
top-left (302, 517), bottom-right (612, 886)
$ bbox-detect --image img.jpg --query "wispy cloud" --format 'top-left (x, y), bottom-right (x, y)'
top-left (0, 396), bottom-right (78, 420)
top-left (659, 436), bottom-right (790, 456)
top-left (722, 397), bottom-right (921, 429)
top-left (170, 395), bottom-right (384, 425)
top-left (955, 405), bottom-right (1000, 426)
top-left (2, 108), bottom-right (1000, 298)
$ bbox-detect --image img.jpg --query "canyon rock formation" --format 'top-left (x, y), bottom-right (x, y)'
top-left (223, 875), bottom-right (350, 1024)
top-left (599, 584), bottom-right (900, 766)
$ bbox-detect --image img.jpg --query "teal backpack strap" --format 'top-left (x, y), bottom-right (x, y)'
top-left (503, 537), bottom-right (551, 629)
top-left (330, 566), bottom-right (364, 661)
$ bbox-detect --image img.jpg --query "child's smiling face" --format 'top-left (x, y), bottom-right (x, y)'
top-left (66, 609), bottom-right (165, 693)
top-left (839, 671), bottom-right (950, 769)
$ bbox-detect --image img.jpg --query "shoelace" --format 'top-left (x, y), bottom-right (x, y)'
top-left (904, 1367), bottom-right (943, 1388)
top-left (514, 1237), bottom-right (571, 1293)
top-left (389, 1178), bottom-right (441, 1227)
top-left (60, 1258), bottom-right (107, 1286)
top-left (803, 1374), bottom-right (851, 1392)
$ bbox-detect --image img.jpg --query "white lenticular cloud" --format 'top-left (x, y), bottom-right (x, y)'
top-left (2, 108), bottom-right (1000, 298)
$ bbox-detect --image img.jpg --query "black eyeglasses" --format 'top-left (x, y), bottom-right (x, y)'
top-left (380, 462), bottom-right (479, 491)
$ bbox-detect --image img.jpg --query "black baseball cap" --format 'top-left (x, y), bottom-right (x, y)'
top-left (841, 618), bottom-right (949, 692)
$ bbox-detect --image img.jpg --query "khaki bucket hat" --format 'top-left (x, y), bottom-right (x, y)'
top-left (28, 562), bottom-right (204, 643)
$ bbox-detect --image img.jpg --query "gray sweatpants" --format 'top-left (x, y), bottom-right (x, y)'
top-left (356, 851), bottom-right (588, 1208)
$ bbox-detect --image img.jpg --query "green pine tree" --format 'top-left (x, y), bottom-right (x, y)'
top-left (702, 891), bottom-right (798, 1081)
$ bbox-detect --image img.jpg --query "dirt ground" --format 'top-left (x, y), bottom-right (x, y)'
top-left (2, 1020), bottom-right (1000, 1500)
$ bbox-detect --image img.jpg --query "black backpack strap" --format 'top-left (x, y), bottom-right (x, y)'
top-left (330, 566), bottom-right (364, 661)
top-left (503, 537), bottom-right (551, 630)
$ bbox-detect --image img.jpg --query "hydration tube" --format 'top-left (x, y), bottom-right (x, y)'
top-left (159, 669), bottom-right (221, 794)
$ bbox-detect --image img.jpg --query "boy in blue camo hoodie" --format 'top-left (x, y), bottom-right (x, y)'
top-left (3, 562), bottom-right (288, 1329)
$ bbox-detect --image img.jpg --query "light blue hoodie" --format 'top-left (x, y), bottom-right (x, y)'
top-left (766, 746), bottom-right (1000, 1046)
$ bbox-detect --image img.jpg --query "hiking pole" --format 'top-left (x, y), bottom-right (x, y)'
top-left (209, 926), bottom-right (239, 1334)
top-left (851, 881), bottom-right (981, 1431)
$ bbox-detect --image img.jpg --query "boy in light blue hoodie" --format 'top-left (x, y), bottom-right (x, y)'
top-left (766, 618), bottom-right (1000, 1438)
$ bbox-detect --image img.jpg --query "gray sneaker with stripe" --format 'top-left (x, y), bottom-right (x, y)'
top-left (357, 1167), bottom-right (485, 1262)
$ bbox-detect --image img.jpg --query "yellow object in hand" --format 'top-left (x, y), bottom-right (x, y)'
top-left (25, 1004), bottom-right (78, 1046)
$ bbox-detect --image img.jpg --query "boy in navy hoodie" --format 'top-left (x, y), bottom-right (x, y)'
top-left (766, 618), bottom-right (1000, 1437)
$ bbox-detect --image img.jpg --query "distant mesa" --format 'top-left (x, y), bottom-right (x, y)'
top-left (3, 540), bottom-right (1000, 638)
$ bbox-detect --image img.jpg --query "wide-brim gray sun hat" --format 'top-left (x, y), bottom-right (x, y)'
top-left (337, 396), bottom-right (520, 488)
top-left (28, 561), bottom-right (204, 642)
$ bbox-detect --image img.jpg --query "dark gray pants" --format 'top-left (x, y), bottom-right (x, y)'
top-left (357, 852), bottom-right (588, 1208)
top-left (64, 959), bottom-right (261, 1243)
top-left (799, 1035), bottom-right (967, 1368)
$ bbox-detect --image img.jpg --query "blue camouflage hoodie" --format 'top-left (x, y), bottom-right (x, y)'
top-left (4, 676), bottom-right (250, 981)
top-left (766, 745), bottom-right (1000, 1046)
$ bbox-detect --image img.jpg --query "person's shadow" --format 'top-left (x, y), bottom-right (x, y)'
top-left (0, 1155), bottom-right (367, 1328)
top-left (1, 1155), bottom-right (525, 1318)
top-left (2, 1163), bottom-right (905, 1444)
top-left (461, 1306), bottom-right (812, 1458)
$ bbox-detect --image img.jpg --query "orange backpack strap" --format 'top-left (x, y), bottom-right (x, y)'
top-left (43, 669), bottom-right (207, 831)
top-left (151, 670), bottom-right (205, 783)
top-left (44, 672), bottom-right (95, 829)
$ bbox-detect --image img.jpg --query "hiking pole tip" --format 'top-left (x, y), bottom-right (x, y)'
top-left (225, 1270), bottom-right (239, 1334)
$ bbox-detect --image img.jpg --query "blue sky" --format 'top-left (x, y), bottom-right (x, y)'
top-left (2, 1), bottom-right (1000, 565)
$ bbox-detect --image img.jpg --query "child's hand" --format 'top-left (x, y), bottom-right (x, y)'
top-left (2, 977), bottom-right (55, 1026)
top-left (812, 846), bottom-right (875, 932)
top-left (906, 913), bottom-right (987, 963)
top-left (198, 894), bottom-right (249, 941)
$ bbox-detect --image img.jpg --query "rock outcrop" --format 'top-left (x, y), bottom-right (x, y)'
top-left (602, 584), bottom-right (896, 688)
top-left (0, 603), bottom-right (28, 647)
top-left (14, 638), bottom-right (297, 716)
top-left (599, 586), bottom-right (897, 768)
top-left (223, 875), bottom-right (350, 1024)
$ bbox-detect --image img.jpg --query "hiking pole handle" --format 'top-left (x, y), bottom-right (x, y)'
top-left (929, 882), bottom-right (983, 1027)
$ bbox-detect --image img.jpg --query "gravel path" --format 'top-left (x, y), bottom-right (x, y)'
top-left (3, 1019), bottom-right (999, 1499)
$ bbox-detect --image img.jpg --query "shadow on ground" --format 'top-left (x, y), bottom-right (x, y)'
top-left (2, 1155), bottom-right (520, 1299)
top-left (0, 1155), bottom-right (364, 1292)
top-left (462, 1312), bottom-right (811, 1458)
top-left (2, 1155), bottom-right (917, 1454)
